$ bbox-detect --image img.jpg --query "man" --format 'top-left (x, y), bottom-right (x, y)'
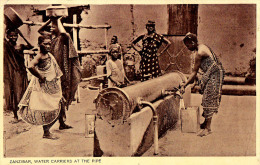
top-left (39, 16), bottom-right (81, 130)
top-left (4, 28), bottom-right (33, 123)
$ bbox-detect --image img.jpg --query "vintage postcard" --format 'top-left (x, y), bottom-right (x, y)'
top-left (0, 0), bottom-right (259, 165)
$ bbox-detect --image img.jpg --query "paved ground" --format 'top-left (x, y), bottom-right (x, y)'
top-left (3, 83), bottom-right (256, 158)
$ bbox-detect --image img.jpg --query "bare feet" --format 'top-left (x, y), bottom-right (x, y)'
top-left (10, 118), bottom-right (20, 124)
top-left (59, 124), bottom-right (73, 130)
top-left (200, 122), bottom-right (206, 129)
top-left (43, 133), bottom-right (59, 140)
top-left (197, 128), bottom-right (212, 137)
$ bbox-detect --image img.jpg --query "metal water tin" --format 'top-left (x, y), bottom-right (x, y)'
top-left (85, 114), bottom-right (95, 138)
top-left (181, 106), bottom-right (200, 133)
top-left (4, 7), bottom-right (23, 29)
top-left (46, 5), bottom-right (68, 17)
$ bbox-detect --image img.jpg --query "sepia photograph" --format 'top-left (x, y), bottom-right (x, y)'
top-left (0, 0), bottom-right (258, 164)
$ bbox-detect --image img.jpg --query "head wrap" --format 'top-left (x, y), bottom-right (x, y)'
top-left (183, 32), bottom-right (198, 43)
top-left (146, 20), bottom-right (155, 26)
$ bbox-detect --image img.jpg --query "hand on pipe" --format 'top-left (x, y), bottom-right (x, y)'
top-left (179, 82), bottom-right (185, 95)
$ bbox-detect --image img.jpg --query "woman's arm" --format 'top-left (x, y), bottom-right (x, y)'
top-left (38, 19), bottom-right (51, 35)
top-left (180, 52), bottom-right (202, 93)
top-left (131, 35), bottom-right (144, 52)
top-left (158, 37), bottom-right (171, 56)
top-left (57, 17), bottom-right (66, 34)
top-left (124, 75), bottom-right (130, 84)
top-left (28, 54), bottom-right (46, 83)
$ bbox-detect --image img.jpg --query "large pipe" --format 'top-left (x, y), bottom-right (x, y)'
top-left (192, 85), bottom-right (256, 96)
top-left (95, 71), bottom-right (187, 125)
top-left (224, 76), bottom-right (245, 85)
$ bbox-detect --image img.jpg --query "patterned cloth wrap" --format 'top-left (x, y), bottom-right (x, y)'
top-left (18, 53), bottom-right (63, 125)
top-left (139, 33), bottom-right (164, 81)
top-left (199, 46), bottom-right (225, 119)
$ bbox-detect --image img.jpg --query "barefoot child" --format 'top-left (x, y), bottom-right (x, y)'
top-left (19, 35), bottom-right (63, 139)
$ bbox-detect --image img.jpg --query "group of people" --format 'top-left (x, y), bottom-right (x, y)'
top-left (4, 14), bottom-right (81, 139)
top-left (4, 9), bottom-right (224, 138)
top-left (107, 21), bottom-right (225, 137)
top-left (106, 20), bottom-right (171, 87)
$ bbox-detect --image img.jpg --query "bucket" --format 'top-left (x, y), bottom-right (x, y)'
top-left (85, 114), bottom-right (95, 138)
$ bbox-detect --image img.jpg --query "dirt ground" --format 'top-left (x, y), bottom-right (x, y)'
top-left (143, 94), bottom-right (256, 156)
top-left (3, 82), bottom-right (256, 157)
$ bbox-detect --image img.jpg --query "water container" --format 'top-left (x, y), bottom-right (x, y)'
top-left (181, 106), bottom-right (200, 133)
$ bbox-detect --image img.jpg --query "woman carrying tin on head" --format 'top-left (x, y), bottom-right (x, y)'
top-left (180, 32), bottom-right (225, 137)
top-left (38, 5), bottom-right (81, 130)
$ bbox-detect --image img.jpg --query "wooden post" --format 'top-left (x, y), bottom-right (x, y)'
top-left (105, 28), bottom-right (109, 61)
top-left (105, 28), bottom-right (108, 49)
top-left (73, 14), bottom-right (80, 103)
top-left (4, 131), bottom-right (6, 157)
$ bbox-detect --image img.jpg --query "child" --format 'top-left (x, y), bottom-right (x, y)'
top-left (106, 46), bottom-right (130, 88)
top-left (19, 35), bottom-right (63, 139)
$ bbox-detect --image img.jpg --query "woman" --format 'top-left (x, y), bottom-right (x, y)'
top-left (180, 32), bottom-right (225, 137)
top-left (4, 28), bottom-right (33, 123)
top-left (19, 35), bottom-right (63, 139)
top-left (38, 15), bottom-right (81, 130)
top-left (132, 20), bottom-right (171, 81)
